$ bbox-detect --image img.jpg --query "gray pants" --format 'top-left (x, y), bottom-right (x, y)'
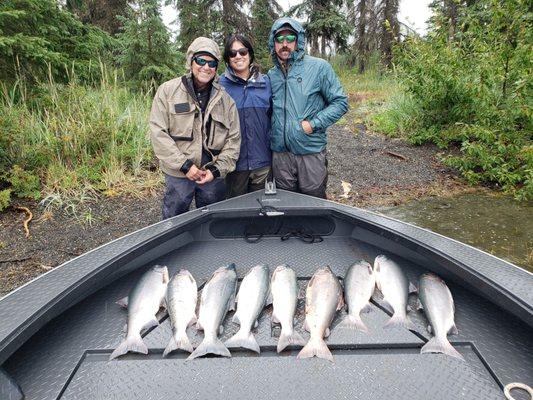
top-left (272, 150), bottom-right (328, 199)
top-left (225, 166), bottom-right (271, 198)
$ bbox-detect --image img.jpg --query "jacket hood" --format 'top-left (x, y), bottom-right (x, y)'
top-left (186, 37), bottom-right (222, 71)
top-left (268, 18), bottom-right (306, 66)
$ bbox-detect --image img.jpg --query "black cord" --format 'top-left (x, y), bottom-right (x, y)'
top-left (280, 230), bottom-right (324, 244)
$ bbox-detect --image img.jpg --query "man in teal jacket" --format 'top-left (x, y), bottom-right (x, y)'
top-left (267, 18), bottom-right (348, 198)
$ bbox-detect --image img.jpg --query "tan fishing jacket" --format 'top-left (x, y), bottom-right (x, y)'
top-left (149, 74), bottom-right (241, 179)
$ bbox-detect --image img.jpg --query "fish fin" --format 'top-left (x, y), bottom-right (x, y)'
top-left (141, 318), bottom-right (159, 332)
top-left (336, 294), bottom-right (345, 311)
top-left (187, 337), bottom-right (231, 360)
top-left (409, 282), bottom-right (418, 294)
top-left (427, 324), bottom-right (432, 334)
top-left (297, 337), bottom-right (333, 362)
top-left (225, 330), bottom-right (260, 353)
top-left (265, 290), bottom-right (273, 306)
top-left (160, 297), bottom-right (167, 310)
top-left (324, 328), bottom-right (331, 338)
top-left (421, 336), bottom-right (464, 360)
top-left (380, 298), bottom-right (395, 315)
top-left (219, 325), bottom-right (224, 335)
top-left (384, 314), bottom-right (416, 331)
top-left (116, 297), bottom-right (128, 309)
top-left (448, 323), bottom-right (459, 336)
top-left (303, 318), bottom-right (310, 333)
top-left (229, 293), bottom-right (236, 312)
top-left (271, 312), bottom-right (280, 325)
top-left (109, 334), bottom-right (147, 360)
top-left (122, 324), bottom-right (128, 333)
top-left (338, 314), bottom-right (370, 333)
top-left (232, 313), bottom-right (240, 325)
top-left (277, 329), bottom-right (306, 353)
top-left (371, 287), bottom-right (383, 301)
top-left (253, 320), bottom-right (259, 329)
top-left (163, 332), bottom-right (194, 356)
top-left (361, 303), bottom-right (373, 313)
top-left (188, 314), bottom-right (197, 327)
top-left (416, 299), bottom-right (424, 311)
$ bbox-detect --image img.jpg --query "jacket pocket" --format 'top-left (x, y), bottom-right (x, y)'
top-left (208, 108), bottom-right (231, 150)
top-left (168, 102), bottom-right (196, 141)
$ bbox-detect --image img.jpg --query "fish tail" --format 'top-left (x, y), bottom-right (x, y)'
top-left (109, 334), bottom-right (147, 360)
top-left (421, 336), bottom-right (464, 360)
top-left (225, 329), bottom-right (260, 353)
top-left (277, 327), bottom-right (306, 353)
top-left (338, 314), bottom-right (370, 333)
top-left (297, 336), bottom-right (333, 362)
top-left (383, 313), bottom-right (416, 331)
top-left (187, 337), bottom-right (231, 360)
top-left (163, 331), bottom-right (194, 357)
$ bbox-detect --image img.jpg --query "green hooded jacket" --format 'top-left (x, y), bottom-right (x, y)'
top-left (267, 18), bottom-right (348, 155)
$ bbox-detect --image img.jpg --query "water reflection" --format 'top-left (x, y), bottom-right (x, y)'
top-left (375, 193), bottom-right (533, 272)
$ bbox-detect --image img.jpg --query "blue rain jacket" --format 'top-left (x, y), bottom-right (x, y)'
top-left (267, 18), bottom-right (348, 155)
top-left (219, 67), bottom-right (272, 171)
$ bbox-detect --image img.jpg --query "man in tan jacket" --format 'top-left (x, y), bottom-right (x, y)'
top-left (150, 37), bottom-right (241, 218)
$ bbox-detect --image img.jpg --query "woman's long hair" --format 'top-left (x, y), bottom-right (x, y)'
top-left (223, 34), bottom-right (261, 76)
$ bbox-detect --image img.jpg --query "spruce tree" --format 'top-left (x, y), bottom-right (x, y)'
top-left (117, 0), bottom-right (181, 86)
top-left (251, 0), bottom-right (282, 70)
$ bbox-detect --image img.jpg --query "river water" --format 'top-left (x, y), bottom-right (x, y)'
top-left (375, 192), bottom-right (533, 272)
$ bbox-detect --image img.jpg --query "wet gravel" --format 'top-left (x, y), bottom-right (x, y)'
top-left (0, 123), bottom-right (462, 296)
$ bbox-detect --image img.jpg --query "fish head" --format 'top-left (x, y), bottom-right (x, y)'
top-left (177, 269), bottom-right (196, 284)
top-left (316, 265), bottom-right (333, 275)
top-left (253, 264), bottom-right (270, 274)
top-left (420, 272), bottom-right (444, 284)
top-left (153, 265), bottom-right (170, 283)
top-left (356, 260), bottom-right (373, 275)
top-left (373, 255), bottom-right (389, 274)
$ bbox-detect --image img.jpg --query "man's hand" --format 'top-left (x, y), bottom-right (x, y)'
top-left (196, 169), bottom-right (214, 185)
top-left (301, 120), bottom-right (313, 134)
top-left (185, 165), bottom-right (206, 181)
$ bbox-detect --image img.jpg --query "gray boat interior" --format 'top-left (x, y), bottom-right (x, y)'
top-left (1, 190), bottom-right (532, 399)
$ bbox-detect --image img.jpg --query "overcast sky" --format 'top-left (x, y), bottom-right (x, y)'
top-left (162, 0), bottom-right (433, 36)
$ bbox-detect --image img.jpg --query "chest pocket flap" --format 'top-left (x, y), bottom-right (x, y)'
top-left (168, 102), bottom-right (196, 141)
top-left (208, 107), bottom-right (231, 150)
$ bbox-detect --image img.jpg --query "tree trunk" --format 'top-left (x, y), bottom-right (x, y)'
top-left (380, 0), bottom-right (399, 69)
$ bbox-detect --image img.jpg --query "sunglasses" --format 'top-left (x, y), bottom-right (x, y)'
top-left (274, 34), bottom-right (297, 44)
top-left (228, 48), bottom-right (250, 58)
top-left (193, 57), bottom-right (218, 69)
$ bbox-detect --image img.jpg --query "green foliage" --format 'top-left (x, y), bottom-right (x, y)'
top-left (0, 72), bottom-right (155, 202)
top-left (0, 189), bottom-right (11, 212)
top-left (251, 0), bottom-right (281, 71)
top-left (117, 0), bottom-right (183, 88)
top-left (374, 0), bottom-right (532, 199)
top-left (0, 0), bottom-right (115, 84)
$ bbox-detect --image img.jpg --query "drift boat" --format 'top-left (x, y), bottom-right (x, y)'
top-left (0, 189), bottom-right (532, 400)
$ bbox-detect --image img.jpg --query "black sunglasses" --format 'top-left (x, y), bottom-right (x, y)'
top-left (228, 48), bottom-right (250, 58)
top-left (193, 57), bottom-right (218, 69)
top-left (274, 34), bottom-right (297, 43)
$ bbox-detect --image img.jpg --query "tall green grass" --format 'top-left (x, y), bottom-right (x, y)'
top-left (0, 66), bottom-right (159, 211)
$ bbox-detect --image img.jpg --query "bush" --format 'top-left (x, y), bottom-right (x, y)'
top-left (374, 0), bottom-right (532, 199)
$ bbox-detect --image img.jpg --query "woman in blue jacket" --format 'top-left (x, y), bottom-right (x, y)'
top-left (220, 34), bottom-right (272, 198)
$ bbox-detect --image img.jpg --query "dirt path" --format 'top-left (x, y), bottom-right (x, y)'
top-left (0, 119), bottom-right (468, 296)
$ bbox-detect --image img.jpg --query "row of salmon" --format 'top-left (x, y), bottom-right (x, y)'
top-left (110, 255), bottom-right (462, 361)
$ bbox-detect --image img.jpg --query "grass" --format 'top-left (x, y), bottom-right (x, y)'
top-left (1, 65), bottom-right (161, 212)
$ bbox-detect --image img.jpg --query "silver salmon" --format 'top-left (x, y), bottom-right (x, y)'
top-left (187, 263), bottom-right (237, 360)
top-left (419, 273), bottom-right (463, 359)
top-left (271, 265), bottom-right (306, 352)
top-left (298, 266), bottom-right (344, 362)
top-left (373, 255), bottom-right (416, 330)
top-left (339, 260), bottom-right (375, 333)
top-left (110, 265), bottom-right (169, 360)
top-left (225, 265), bottom-right (270, 353)
top-left (163, 269), bottom-right (198, 356)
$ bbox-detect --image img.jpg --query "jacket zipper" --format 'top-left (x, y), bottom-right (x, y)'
top-left (282, 68), bottom-right (289, 152)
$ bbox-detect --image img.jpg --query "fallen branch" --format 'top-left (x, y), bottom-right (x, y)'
top-left (14, 206), bottom-right (33, 238)
top-left (384, 150), bottom-right (408, 161)
top-left (0, 256), bottom-right (33, 264)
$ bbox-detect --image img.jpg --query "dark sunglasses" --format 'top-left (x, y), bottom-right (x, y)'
top-left (228, 48), bottom-right (250, 58)
top-left (193, 57), bottom-right (218, 69)
top-left (274, 34), bottom-right (297, 43)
